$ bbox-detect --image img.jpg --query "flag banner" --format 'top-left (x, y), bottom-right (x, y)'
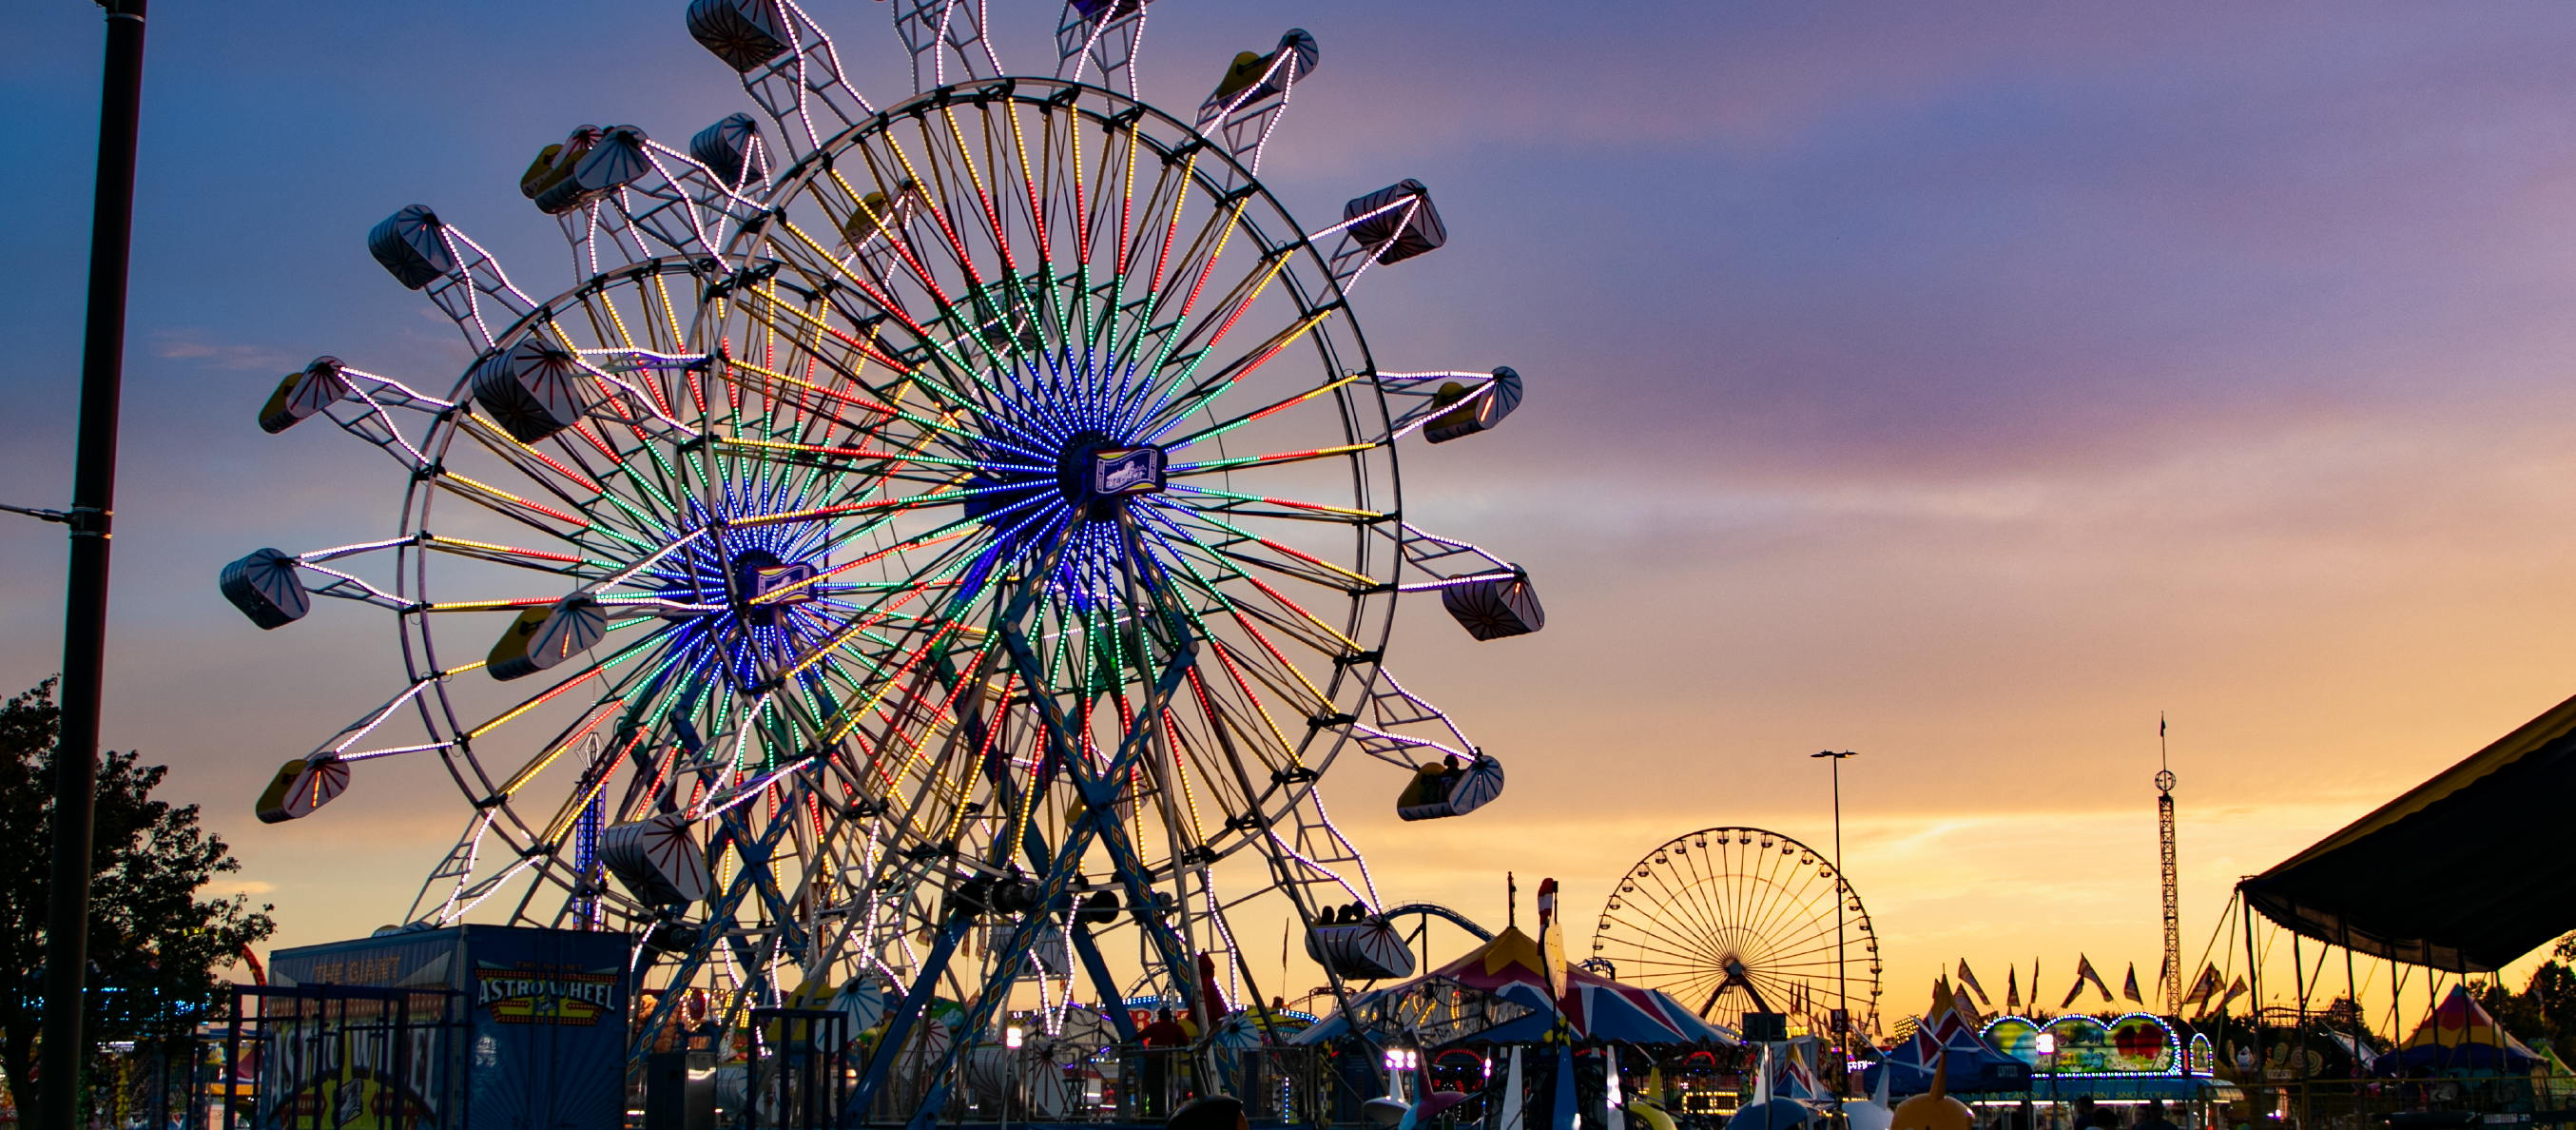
top-left (2218, 975), bottom-right (2249, 1010)
top-left (2006, 966), bottom-right (2021, 1010)
top-left (1958, 961), bottom-right (1992, 1006)
top-left (2060, 977), bottom-right (2086, 1010)
top-left (2122, 963), bottom-right (2143, 1003)
top-left (2183, 964), bottom-right (2222, 1007)
top-left (2075, 954), bottom-right (2112, 1003)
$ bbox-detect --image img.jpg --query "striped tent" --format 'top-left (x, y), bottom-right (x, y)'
top-left (2374, 984), bottom-right (2541, 1075)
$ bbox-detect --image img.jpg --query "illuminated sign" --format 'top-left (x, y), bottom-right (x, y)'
top-left (1983, 1013), bottom-right (2195, 1078)
top-left (475, 964), bottom-right (621, 1026)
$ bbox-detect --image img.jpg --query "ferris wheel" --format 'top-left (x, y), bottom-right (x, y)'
top-left (1587, 828), bottom-right (1882, 1039)
top-left (223, 0), bottom-right (1540, 1114)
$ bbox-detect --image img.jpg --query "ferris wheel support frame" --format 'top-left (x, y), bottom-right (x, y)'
top-left (853, 516), bottom-right (1204, 1119)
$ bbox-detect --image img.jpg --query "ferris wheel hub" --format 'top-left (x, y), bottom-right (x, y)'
top-left (729, 548), bottom-right (816, 624)
top-left (1051, 430), bottom-right (1167, 519)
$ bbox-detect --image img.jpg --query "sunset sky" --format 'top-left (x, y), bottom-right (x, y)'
top-left (9, 0), bottom-right (2576, 1035)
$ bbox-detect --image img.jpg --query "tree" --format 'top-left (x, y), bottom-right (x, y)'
top-left (0, 678), bottom-right (277, 1119)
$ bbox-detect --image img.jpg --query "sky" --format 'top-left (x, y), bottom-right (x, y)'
top-left (9, 0), bottom-right (2576, 1037)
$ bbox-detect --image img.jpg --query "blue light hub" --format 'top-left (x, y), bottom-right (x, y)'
top-left (729, 547), bottom-right (817, 627)
top-left (941, 346), bottom-right (1182, 614)
top-left (1052, 430), bottom-right (1165, 521)
top-left (641, 489), bottom-right (836, 692)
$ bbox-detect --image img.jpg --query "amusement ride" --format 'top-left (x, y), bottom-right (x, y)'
top-left (223, 0), bottom-right (1539, 1115)
top-left (1589, 828), bottom-right (1884, 1039)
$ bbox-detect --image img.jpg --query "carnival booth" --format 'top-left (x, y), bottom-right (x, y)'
top-left (1978, 1008), bottom-right (2237, 1126)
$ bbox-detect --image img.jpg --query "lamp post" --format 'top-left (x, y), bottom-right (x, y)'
top-left (1811, 750), bottom-right (1858, 1104)
top-left (2037, 1031), bottom-right (2058, 1130)
top-left (41, 7), bottom-right (150, 1130)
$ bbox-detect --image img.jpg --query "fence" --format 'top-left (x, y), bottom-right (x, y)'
top-left (840, 1042), bottom-right (1345, 1125)
top-left (2231, 1077), bottom-right (2576, 1130)
top-left (1106, 1047), bottom-right (1336, 1124)
top-left (743, 1009), bottom-right (850, 1130)
top-left (218, 984), bottom-right (463, 1130)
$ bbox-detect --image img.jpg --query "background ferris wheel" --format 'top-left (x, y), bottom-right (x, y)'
top-left (1588, 827), bottom-right (1882, 1039)
top-left (223, 0), bottom-right (1541, 1111)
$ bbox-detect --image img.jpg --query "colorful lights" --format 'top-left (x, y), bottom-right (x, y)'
top-left (242, 23), bottom-right (1531, 1105)
top-left (1982, 1013), bottom-right (2201, 1078)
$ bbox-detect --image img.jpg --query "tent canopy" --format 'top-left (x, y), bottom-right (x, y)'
top-left (2239, 692), bottom-right (2576, 973)
top-left (2374, 985), bottom-right (2541, 1076)
top-left (1865, 982), bottom-right (2025, 1096)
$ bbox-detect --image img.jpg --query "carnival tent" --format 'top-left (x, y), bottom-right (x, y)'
top-left (2373, 984), bottom-right (2542, 1076)
top-left (1864, 982), bottom-right (2026, 1095)
top-left (2240, 692), bottom-right (2576, 972)
top-left (1291, 925), bottom-right (1733, 1046)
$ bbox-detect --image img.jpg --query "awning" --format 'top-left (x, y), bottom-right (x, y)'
top-left (2239, 692), bottom-right (2576, 973)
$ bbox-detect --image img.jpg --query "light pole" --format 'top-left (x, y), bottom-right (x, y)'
top-left (1811, 750), bottom-right (1857, 1107)
top-left (2036, 1031), bottom-right (2058, 1130)
top-left (42, 7), bottom-right (150, 1130)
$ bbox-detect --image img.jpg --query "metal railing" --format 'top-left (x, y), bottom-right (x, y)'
top-left (217, 984), bottom-right (462, 1130)
top-left (744, 1009), bottom-right (849, 1130)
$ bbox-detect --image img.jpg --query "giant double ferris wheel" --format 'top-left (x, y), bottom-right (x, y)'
top-left (223, 0), bottom-right (1540, 1113)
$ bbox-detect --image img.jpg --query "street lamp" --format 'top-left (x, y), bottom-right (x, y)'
top-left (2036, 1031), bottom-right (2058, 1130)
top-left (1811, 750), bottom-right (1858, 1109)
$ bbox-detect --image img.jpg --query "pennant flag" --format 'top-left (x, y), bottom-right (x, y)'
top-left (2059, 975), bottom-right (2088, 1010)
top-left (2183, 964), bottom-right (2224, 1008)
top-left (2006, 965), bottom-right (2021, 1011)
top-left (2076, 954), bottom-right (2113, 1003)
top-left (2122, 963), bottom-right (2143, 1003)
top-left (1952, 984), bottom-right (1985, 1028)
top-left (2218, 975), bottom-right (2249, 1011)
top-left (1958, 961), bottom-right (1992, 1006)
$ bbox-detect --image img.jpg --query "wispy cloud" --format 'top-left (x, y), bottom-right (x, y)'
top-left (153, 329), bottom-right (300, 373)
